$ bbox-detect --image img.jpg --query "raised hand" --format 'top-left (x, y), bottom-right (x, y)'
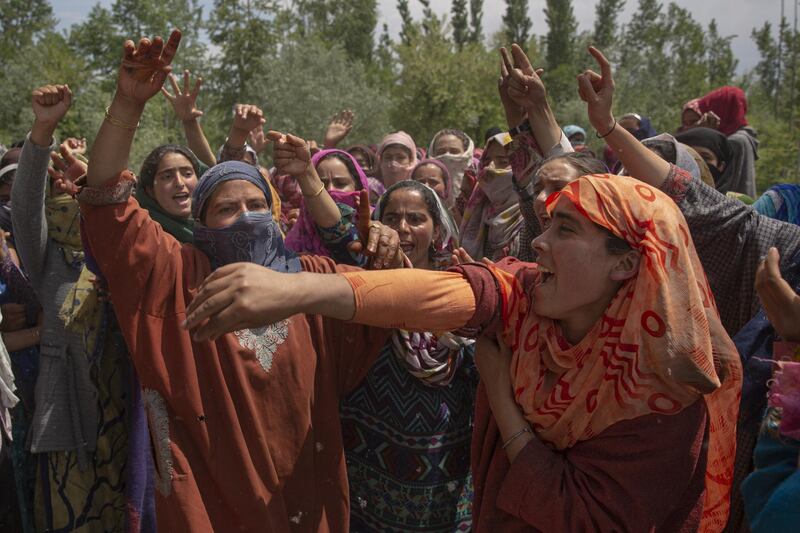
top-left (248, 128), bottom-right (270, 154)
top-left (231, 104), bottom-right (266, 135)
top-left (501, 44), bottom-right (547, 112)
top-left (64, 137), bottom-right (87, 155)
top-left (31, 85), bottom-right (72, 128)
top-left (48, 142), bottom-right (88, 196)
top-left (577, 46), bottom-right (616, 135)
top-left (756, 247), bottom-right (800, 342)
top-left (346, 190), bottom-right (407, 270)
top-left (117, 29), bottom-right (181, 105)
top-left (323, 109), bottom-right (355, 148)
top-left (268, 130), bottom-right (312, 177)
top-left (161, 69), bottom-right (203, 122)
top-left (696, 111), bottom-right (721, 130)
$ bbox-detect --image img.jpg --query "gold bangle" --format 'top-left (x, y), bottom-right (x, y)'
top-left (104, 106), bottom-right (140, 130)
top-left (303, 182), bottom-right (326, 198)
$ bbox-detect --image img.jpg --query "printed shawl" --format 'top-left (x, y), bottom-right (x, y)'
top-left (284, 149), bottom-right (371, 257)
top-left (492, 174), bottom-right (742, 532)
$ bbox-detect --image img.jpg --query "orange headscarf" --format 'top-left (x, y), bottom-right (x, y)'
top-left (492, 174), bottom-right (741, 532)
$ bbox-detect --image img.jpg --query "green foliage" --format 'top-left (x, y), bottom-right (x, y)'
top-left (469, 0), bottom-right (483, 44)
top-left (451, 0), bottom-right (469, 50)
top-left (503, 0), bottom-right (532, 45)
top-left (543, 0), bottom-right (577, 70)
top-left (0, 0), bottom-right (797, 188)
top-left (593, 0), bottom-right (625, 51)
top-left (0, 0), bottom-right (56, 62)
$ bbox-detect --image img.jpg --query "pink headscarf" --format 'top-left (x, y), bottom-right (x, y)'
top-left (697, 86), bottom-right (749, 136)
top-left (284, 149), bottom-right (371, 257)
top-left (377, 131), bottom-right (418, 185)
top-left (410, 158), bottom-right (453, 201)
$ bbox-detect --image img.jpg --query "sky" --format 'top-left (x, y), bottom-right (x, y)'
top-left (52, 0), bottom-right (791, 74)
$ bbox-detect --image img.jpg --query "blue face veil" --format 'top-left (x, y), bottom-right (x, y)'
top-left (191, 161), bottom-right (301, 273)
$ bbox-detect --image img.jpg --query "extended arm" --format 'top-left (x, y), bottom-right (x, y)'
top-left (183, 263), bottom-right (476, 341)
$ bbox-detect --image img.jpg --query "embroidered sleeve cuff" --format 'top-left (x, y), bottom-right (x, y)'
top-left (77, 171), bottom-right (136, 206)
top-left (658, 164), bottom-right (693, 204)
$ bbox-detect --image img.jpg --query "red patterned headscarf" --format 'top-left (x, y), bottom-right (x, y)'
top-left (698, 86), bottom-right (749, 136)
top-left (492, 174), bottom-right (741, 532)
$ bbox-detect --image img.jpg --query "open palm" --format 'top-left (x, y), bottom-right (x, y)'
top-left (117, 29), bottom-right (182, 105)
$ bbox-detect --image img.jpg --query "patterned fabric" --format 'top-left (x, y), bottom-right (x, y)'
top-left (191, 161), bottom-right (301, 273)
top-left (284, 149), bottom-right (371, 257)
top-left (44, 193), bottom-right (83, 267)
top-left (0, 246), bottom-right (40, 533)
top-left (341, 342), bottom-right (477, 532)
top-left (35, 313), bottom-right (129, 532)
top-left (753, 183), bottom-right (800, 225)
top-left (493, 174), bottom-right (742, 532)
top-left (57, 266), bottom-right (103, 361)
top-left (741, 407), bottom-right (800, 532)
top-left (767, 360), bottom-right (800, 440)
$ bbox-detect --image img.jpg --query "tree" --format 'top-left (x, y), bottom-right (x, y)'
top-left (544, 0), bottom-right (578, 69)
top-left (705, 19), bottom-right (738, 87)
top-left (452, 0), bottom-right (469, 50)
top-left (397, 0), bottom-right (417, 45)
top-left (208, 0), bottom-right (283, 109)
top-left (502, 0), bottom-right (532, 45)
top-left (242, 38), bottom-right (393, 146)
top-left (593, 0), bottom-right (625, 51)
top-left (293, 0), bottom-right (377, 62)
top-left (0, 0), bottom-right (56, 62)
top-left (752, 22), bottom-right (780, 99)
top-left (470, 0), bottom-right (484, 44)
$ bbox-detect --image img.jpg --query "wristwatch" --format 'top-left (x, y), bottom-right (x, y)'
top-left (509, 120), bottom-right (532, 138)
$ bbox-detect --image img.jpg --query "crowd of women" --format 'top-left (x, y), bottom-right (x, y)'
top-left (0, 27), bottom-right (798, 533)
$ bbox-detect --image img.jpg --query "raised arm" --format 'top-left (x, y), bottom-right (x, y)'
top-left (500, 44), bottom-right (562, 156)
top-left (218, 104), bottom-right (265, 162)
top-left (87, 30), bottom-right (181, 188)
top-left (11, 84), bottom-right (73, 282)
top-left (268, 131), bottom-right (341, 228)
top-left (162, 69), bottom-right (216, 167)
top-left (577, 46), bottom-right (671, 187)
top-left (323, 110), bottom-right (354, 149)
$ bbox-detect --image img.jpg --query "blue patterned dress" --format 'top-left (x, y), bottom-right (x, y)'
top-left (340, 341), bottom-right (477, 532)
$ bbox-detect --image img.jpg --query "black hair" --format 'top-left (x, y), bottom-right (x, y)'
top-left (377, 180), bottom-right (443, 260)
top-left (484, 127), bottom-right (503, 142)
top-left (642, 139), bottom-right (677, 165)
top-left (602, 227), bottom-right (633, 255)
top-left (434, 129), bottom-right (470, 153)
top-left (138, 144), bottom-right (202, 191)
top-left (531, 151), bottom-right (608, 183)
top-left (317, 152), bottom-right (364, 190)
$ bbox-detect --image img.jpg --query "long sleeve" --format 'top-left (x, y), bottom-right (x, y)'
top-left (660, 165), bottom-right (800, 334)
top-left (78, 171), bottom-right (189, 320)
top-left (10, 134), bottom-right (54, 285)
top-left (471, 387), bottom-right (708, 532)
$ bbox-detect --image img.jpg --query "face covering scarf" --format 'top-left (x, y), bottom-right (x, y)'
top-left (191, 160), bottom-right (301, 273)
top-left (194, 211), bottom-right (301, 273)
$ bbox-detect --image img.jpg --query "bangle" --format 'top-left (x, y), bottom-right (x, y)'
top-left (31, 327), bottom-right (40, 343)
top-left (104, 106), bottom-right (139, 130)
top-left (502, 426), bottom-right (532, 449)
top-left (303, 182), bottom-right (326, 198)
top-left (596, 121), bottom-right (617, 139)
